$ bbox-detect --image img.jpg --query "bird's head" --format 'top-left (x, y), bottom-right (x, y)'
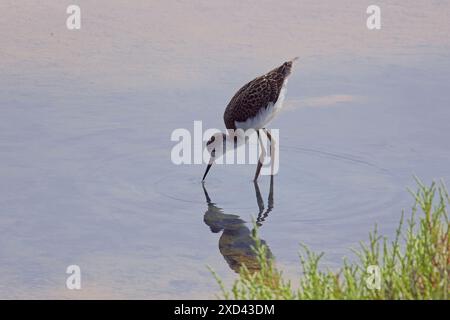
top-left (279, 57), bottom-right (299, 77)
top-left (206, 132), bottom-right (227, 158)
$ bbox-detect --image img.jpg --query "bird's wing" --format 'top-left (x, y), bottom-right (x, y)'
top-left (224, 70), bottom-right (285, 129)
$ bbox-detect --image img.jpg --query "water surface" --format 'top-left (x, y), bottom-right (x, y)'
top-left (1, 1), bottom-right (450, 298)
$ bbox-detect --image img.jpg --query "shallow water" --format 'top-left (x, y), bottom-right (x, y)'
top-left (1, 1), bottom-right (450, 298)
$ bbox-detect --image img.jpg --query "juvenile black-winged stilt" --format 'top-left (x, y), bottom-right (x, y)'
top-left (202, 58), bottom-right (298, 181)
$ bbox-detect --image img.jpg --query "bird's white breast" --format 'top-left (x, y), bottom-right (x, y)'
top-left (235, 79), bottom-right (288, 131)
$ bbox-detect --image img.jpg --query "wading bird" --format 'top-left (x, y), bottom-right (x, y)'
top-left (202, 58), bottom-right (298, 181)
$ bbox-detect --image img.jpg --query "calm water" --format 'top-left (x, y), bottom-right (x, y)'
top-left (1, 1), bottom-right (450, 298)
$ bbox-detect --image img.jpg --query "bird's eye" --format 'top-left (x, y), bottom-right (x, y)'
top-left (207, 136), bottom-right (215, 146)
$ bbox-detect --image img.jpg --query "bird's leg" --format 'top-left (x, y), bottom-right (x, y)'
top-left (267, 174), bottom-right (274, 211)
top-left (254, 130), bottom-right (266, 182)
top-left (263, 128), bottom-right (276, 176)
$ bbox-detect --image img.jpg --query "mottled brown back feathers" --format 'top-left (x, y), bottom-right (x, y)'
top-left (223, 61), bottom-right (293, 130)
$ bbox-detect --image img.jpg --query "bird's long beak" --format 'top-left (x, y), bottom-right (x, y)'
top-left (202, 156), bottom-right (214, 181)
top-left (291, 56), bottom-right (300, 63)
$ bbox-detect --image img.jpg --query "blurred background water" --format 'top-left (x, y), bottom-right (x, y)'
top-left (0, 0), bottom-right (449, 298)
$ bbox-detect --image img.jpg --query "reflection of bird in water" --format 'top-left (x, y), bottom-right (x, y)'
top-left (254, 176), bottom-right (274, 227)
top-left (202, 177), bottom-right (274, 273)
top-left (202, 58), bottom-right (299, 181)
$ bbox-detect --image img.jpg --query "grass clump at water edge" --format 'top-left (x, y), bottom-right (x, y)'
top-left (209, 179), bottom-right (449, 299)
